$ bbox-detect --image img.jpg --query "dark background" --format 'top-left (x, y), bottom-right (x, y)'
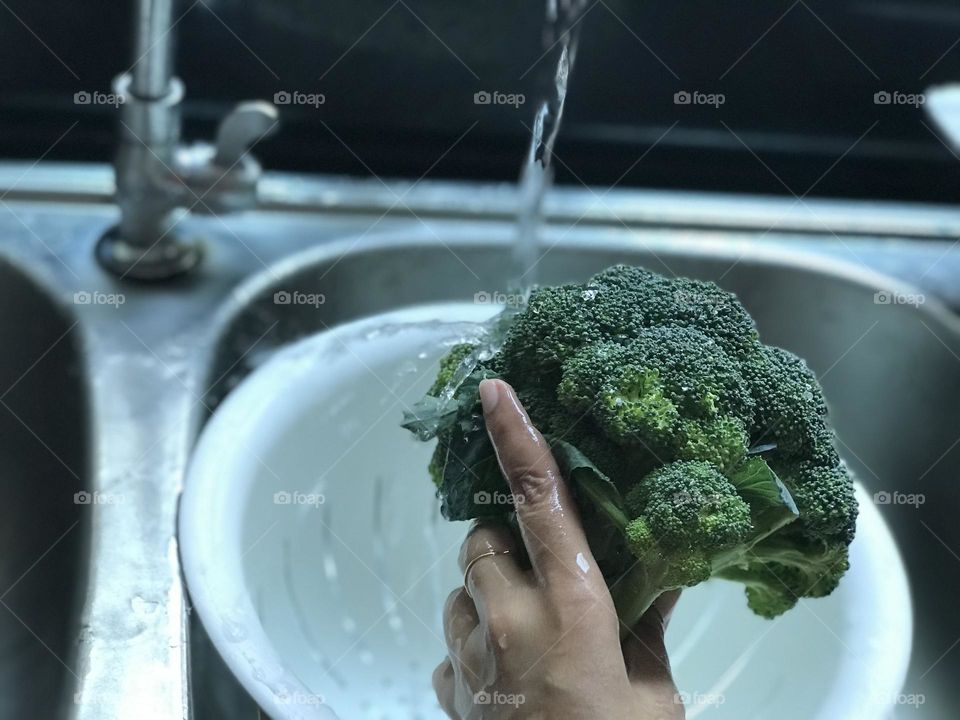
top-left (2, 0), bottom-right (959, 202)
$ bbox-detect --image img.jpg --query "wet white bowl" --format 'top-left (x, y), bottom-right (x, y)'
top-left (179, 303), bottom-right (912, 720)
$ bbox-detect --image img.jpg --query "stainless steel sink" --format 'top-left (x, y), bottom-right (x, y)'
top-left (204, 228), bottom-right (960, 718)
top-left (0, 164), bottom-right (958, 718)
top-left (0, 260), bottom-right (89, 718)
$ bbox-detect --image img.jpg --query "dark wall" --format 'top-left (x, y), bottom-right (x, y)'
top-left (1, 0), bottom-right (958, 203)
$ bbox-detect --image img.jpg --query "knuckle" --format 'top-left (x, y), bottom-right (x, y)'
top-left (552, 590), bottom-right (598, 621)
top-left (458, 534), bottom-right (477, 571)
top-left (458, 530), bottom-right (486, 571)
top-left (483, 609), bottom-right (515, 641)
top-left (511, 468), bottom-right (556, 506)
top-left (459, 525), bottom-right (489, 569)
top-left (540, 583), bottom-right (613, 629)
top-left (459, 521), bottom-right (514, 571)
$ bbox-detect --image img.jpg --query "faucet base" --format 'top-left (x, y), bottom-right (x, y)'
top-left (96, 229), bottom-right (203, 281)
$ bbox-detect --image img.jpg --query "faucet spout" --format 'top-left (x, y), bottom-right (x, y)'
top-left (98, 0), bottom-right (278, 280)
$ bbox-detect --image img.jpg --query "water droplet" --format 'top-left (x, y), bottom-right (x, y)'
top-left (222, 617), bottom-right (248, 642)
top-left (130, 595), bottom-right (160, 616)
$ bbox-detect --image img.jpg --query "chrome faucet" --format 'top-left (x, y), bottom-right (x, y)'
top-left (98, 0), bottom-right (279, 280)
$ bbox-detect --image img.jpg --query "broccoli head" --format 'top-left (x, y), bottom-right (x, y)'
top-left (402, 264), bottom-right (858, 632)
top-left (614, 461), bottom-right (754, 617)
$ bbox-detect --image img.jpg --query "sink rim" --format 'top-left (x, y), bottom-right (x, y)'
top-left (203, 222), bottom-right (960, 371)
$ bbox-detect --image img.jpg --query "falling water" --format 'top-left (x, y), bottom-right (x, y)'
top-left (512, 0), bottom-right (591, 290)
top-left (415, 1), bottom-right (592, 417)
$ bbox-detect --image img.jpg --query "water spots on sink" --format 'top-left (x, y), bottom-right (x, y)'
top-left (241, 648), bottom-right (294, 702)
top-left (97, 350), bottom-right (191, 386)
top-left (130, 595), bottom-right (161, 618)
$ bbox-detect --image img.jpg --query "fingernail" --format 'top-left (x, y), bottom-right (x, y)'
top-left (478, 379), bottom-right (500, 414)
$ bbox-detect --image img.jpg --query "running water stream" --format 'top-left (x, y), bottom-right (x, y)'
top-left (412, 0), bottom-right (593, 427)
top-left (512, 0), bottom-right (591, 290)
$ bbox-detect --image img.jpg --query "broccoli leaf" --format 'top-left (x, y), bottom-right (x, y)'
top-left (549, 438), bottom-right (629, 530)
top-left (728, 457), bottom-right (799, 537)
top-left (401, 368), bottom-right (498, 440)
top-left (549, 438), bottom-right (635, 579)
top-left (402, 364), bottom-right (506, 520)
top-left (436, 425), bottom-right (506, 521)
top-left (401, 395), bottom-right (460, 441)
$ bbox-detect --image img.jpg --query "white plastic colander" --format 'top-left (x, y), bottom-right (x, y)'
top-left (179, 303), bottom-right (912, 720)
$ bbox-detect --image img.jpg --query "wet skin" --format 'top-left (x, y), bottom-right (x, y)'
top-left (433, 379), bottom-right (684, 720)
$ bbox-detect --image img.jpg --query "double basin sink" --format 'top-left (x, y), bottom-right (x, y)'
top-left (1, 165), bottom-right (959, 718)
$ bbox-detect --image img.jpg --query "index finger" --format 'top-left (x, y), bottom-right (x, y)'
top-left (478, 378), bottom-right (605, 594)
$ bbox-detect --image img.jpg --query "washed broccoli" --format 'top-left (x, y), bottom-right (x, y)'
top-left (402, 265), bottom-right (857, 632)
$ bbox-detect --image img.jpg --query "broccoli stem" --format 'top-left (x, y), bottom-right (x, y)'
top-left (609, 560), bottom-right (673, 640)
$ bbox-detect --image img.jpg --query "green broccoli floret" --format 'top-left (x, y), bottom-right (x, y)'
top-left (550, 325), bottom-right (755, 489)
top-left (611, 462), bottom-right (754, 620)
top-left (402, 264), bottom-right (858, 633)
top-left (625, 462), bottom-right (754, 557)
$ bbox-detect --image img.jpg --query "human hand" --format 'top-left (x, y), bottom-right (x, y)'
top-left (433, 378), bottom-right (684, 719)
